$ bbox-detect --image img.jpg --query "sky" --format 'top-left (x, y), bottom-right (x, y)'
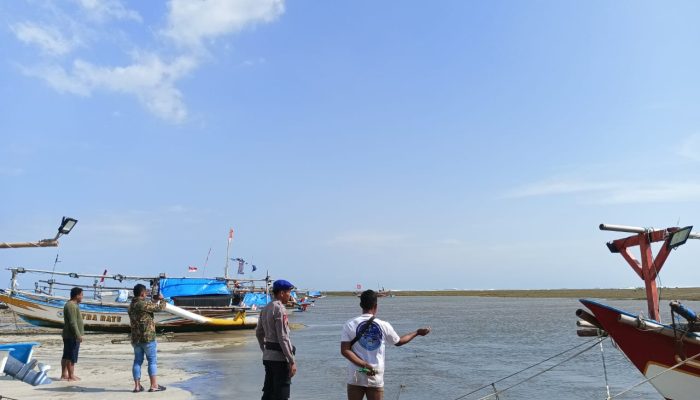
top-left (3, 0), bottom-right (700, 291)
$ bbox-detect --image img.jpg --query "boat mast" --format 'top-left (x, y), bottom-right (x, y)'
top-left (600, 223), bottom-right (700, 321)
top-left (225, 228), bottom-right (233, 279)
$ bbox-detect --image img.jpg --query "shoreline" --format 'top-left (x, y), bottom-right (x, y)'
top-left (0, 330), bottom-right (201, 400)
top-left (326, 287), bottom-right (700, 300)
top-left (0, 310), bottom-right (255, 400)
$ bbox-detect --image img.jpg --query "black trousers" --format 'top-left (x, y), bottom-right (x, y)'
top-left (262, 360), bottom-right (291, 400)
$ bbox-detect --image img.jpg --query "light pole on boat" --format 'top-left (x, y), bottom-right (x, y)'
top-left (600, 223), bottom-right (699, 321)
top-left (0, 216), bottom-right (78, 249)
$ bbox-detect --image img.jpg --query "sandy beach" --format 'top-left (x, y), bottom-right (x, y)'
top-left (0, 309), bottom-right (250, 400)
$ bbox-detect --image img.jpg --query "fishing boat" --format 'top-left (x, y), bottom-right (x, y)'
top-left (577, 224), bottom-right (700, 400)
top-left (354, 287), bottom-right (393, 297)
top-left (307, 290), bottom-right (326, 299)
top-left (1, 268), bottom-right (260, 333)
top-left (0, 342), bottom-right (51, 386)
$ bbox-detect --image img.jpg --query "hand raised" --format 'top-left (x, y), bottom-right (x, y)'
top-left (417, 326), bottom-right (431, 336)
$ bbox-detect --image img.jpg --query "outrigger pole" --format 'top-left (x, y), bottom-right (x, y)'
top-left (0, 217), bottom-right (77, 249)
top-left (600, 223), bottom-right (700, 321)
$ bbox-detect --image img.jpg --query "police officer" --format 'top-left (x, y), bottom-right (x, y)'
top-left (256, 279), bottom-right (297, 400)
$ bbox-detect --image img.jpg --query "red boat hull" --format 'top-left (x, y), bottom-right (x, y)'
top-left (582, 299), bottom-right (700, 400)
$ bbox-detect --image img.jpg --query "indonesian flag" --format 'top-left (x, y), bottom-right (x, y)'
top-left (228, 228), bottom-right (234, 243)
top-left (188, 266), bottom-right (198, 272)
top-left (356, 283), bottom-right (362, 290)
top-left (100, 269), bottom-right (108, 283)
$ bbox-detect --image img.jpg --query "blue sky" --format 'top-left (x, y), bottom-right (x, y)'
top-left (3, 0), bottom-right (700, 291)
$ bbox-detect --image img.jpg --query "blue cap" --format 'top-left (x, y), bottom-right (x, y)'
top-left (273, 279), bottom-right (294, 291)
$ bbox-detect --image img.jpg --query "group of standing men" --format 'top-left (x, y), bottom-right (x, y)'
top-left (61, 279), bottom-right (429, 399)
top-left (256, 280), bottom-right (431, 400)
top-left (61, 284), bottom-right (167, 392)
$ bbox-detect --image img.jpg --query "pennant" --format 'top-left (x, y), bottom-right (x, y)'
top-left (188, 266), bottom-right (198, 272)
top-left (100, 269), bottom-right (108, 283)
top-left (252, 264), bottom-right (257, 272)
top-left (228, 228), bottom-right (234, 243)
top-left (237, 259), bottom-right (245, 275)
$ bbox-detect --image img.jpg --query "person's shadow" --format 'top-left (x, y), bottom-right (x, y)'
top-left (33, 386), bottom-right (132, 393)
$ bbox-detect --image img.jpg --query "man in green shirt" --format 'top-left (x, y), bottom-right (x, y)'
top-left (61, 287), bottom-right (84, 381)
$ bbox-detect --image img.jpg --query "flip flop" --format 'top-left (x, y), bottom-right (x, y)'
top-left (148, 385), bottom-right (166, 392)
top-left (132, 386), bottom-right (145, 393)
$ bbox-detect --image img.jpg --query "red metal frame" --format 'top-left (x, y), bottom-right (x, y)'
top-left (609, 227), bottom-right (681, 321)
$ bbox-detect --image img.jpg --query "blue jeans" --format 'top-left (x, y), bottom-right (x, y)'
top-left (132, 341), bottom-right (157, 380)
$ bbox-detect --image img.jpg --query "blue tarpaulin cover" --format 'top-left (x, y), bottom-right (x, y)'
top-left (242, 292), bottom-right (270, 307)
top-left (308, 290), bottom-right (322, 297)
top-left (159, 278), bottom-right (230, 298)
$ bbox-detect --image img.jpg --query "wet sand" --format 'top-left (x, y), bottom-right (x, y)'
top-left (0, 309), bottom-right (251, 400)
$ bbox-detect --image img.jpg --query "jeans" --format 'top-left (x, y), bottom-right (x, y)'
top-left (132, 341), bottom-right (157, 380)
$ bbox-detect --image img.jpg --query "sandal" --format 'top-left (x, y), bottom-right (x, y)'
top-left (132, 385), bottom-right (145, 393)
top-left (148, 385), bottom-right (166, 392)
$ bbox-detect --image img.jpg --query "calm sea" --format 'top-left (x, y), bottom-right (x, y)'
top-left (177, 296), bottom-right (675, 399)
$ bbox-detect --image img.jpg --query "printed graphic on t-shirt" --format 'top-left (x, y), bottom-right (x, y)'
top-left (356, 321), bottom-right (383, 351)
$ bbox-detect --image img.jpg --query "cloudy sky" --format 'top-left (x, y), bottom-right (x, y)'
top-left (3, 0), bottom-right (700, 291)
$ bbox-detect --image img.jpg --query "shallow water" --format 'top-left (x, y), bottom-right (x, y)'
top-left (177, 296), bottom-right (678, 399)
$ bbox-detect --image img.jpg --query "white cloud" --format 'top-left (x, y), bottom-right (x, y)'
top-left (0, 167), bottom-right (25, 177)
top-left (508, 179), bottom-right (700, 204)
top-left (163, 0), bottom-right (284, 48)
top-left (678, 134), bottom-right (700, 162)
top-left (166, 205), bottom-right (187, 213)
top-left (75, 0), bottom-right (142, 22)
top-left (326, 231), bottom-right (407, 247)
top-left (8, 0), bottom-right (285, 122)
top-left (507, 181), bottom-right (619, 198)
top-left (24, 64), bottom-right (91, 95)
top-left (26, 53), bottom-right (198, 123)
top-left (11, 22), bottom-right (78, 56)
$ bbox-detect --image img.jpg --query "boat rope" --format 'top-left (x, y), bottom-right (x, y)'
top-left (607, 348), bottom-right (700, 399)
top-left (598, 337), bottom-right (610, 399)
top-left (451, 336), bottom-right (606, 400)
top-left (394, 383), bottom-right (406, 400)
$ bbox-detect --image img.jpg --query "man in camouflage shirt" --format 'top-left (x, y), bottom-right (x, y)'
top-left (128, 283), bottom-right (167, 393)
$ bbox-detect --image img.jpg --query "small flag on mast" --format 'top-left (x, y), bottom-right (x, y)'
top-left (228, 228), bottom-right (234, 243)
top-left (252, 264), bottom-right (257, 272)
top-left (356, 283), bottom-right (362, 290)
top-left (100, 269), bottom-right (108, 283)
top-left (188, 266), bottom-right (198, 272)
top-left (237, 259), bottom-right (245, 275)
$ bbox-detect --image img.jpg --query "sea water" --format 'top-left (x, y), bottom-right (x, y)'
top-left (178, 296), bottom-right (673, 399)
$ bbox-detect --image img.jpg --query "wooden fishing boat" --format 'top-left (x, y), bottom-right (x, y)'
top-left (0, 342), bottom-right (51, 386)
top-left (0, 289), bottom-right (256, 333)
top-left (578, 224), bottom-right (700, 400)
top-left (2, 268), bottom-right (260, 333)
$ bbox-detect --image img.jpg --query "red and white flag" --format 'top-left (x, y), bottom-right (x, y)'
top-left (188, 266), bottom-right (198, 272)
top-left (228, 228), bottom-right (234, 243)
top-left (100, 269), bottom-right (108, 283)
top-left (356, 283), bottom-right (362, 290)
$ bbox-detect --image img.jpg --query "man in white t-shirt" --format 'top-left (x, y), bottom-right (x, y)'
top-left (340, 290), bottom-right (431, 400)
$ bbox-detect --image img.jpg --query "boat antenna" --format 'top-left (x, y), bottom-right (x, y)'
top-left (225, 228), bottom-right (234, 279)
top-left (202, 245), bottom-right (212, 278)
top-left (49, 252), bottom-right (60, 295)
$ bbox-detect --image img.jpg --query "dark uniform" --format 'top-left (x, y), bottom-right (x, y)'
top-left (256, 280), bottom-right (295, 400)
